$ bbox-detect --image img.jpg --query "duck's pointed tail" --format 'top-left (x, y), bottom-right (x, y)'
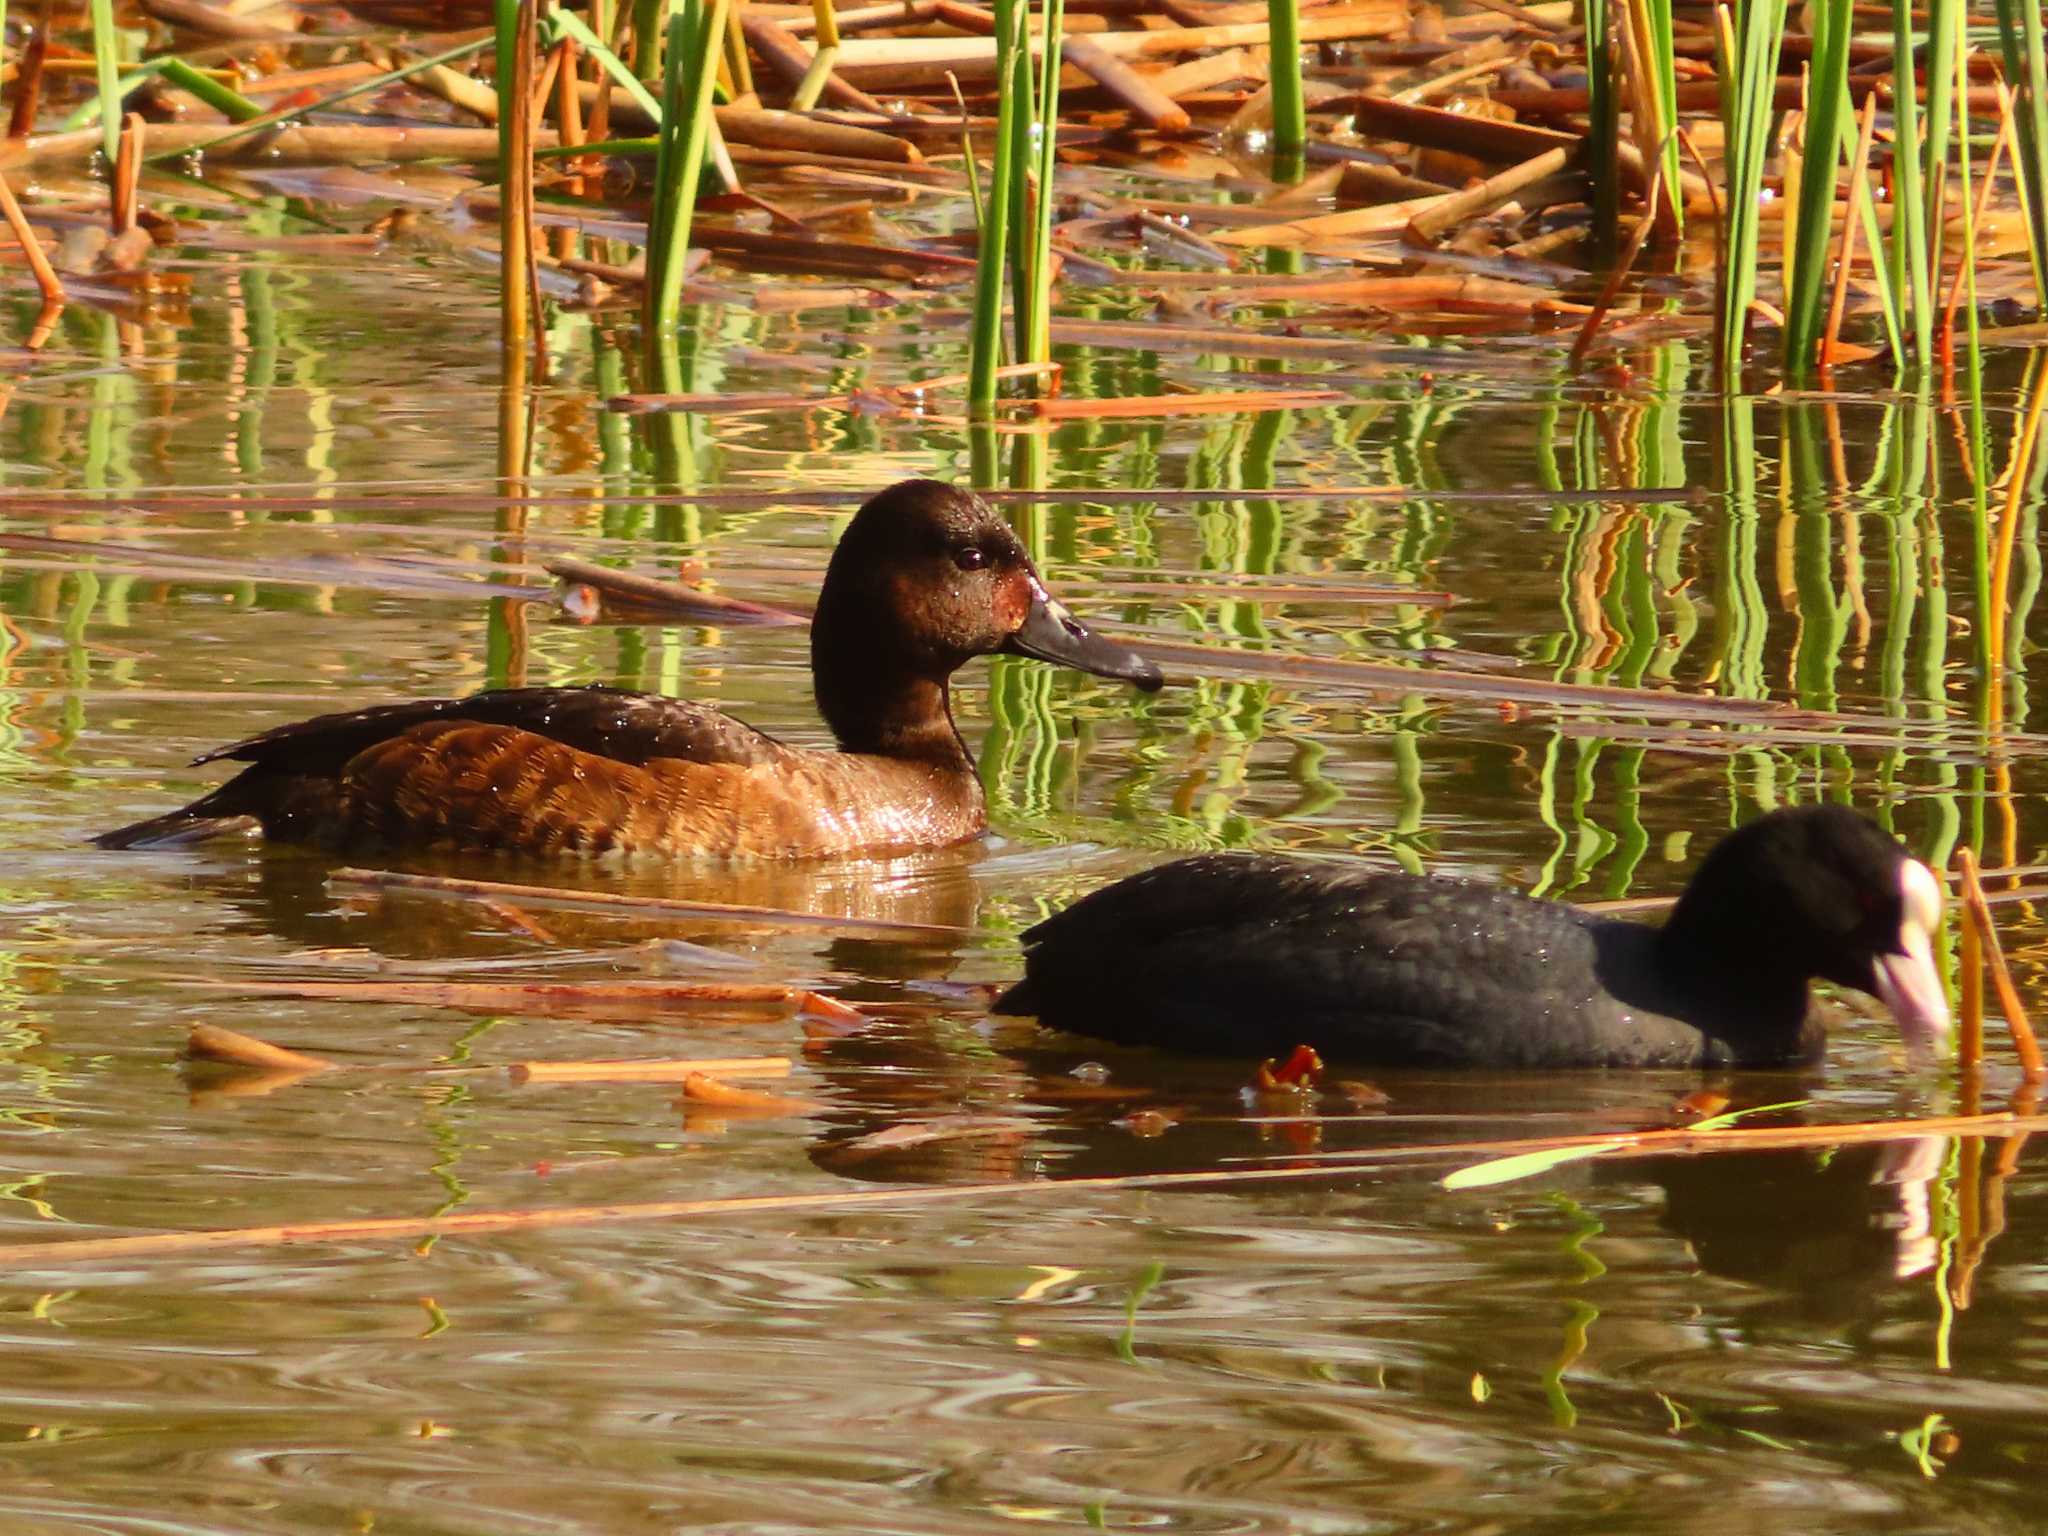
top-left (90, 776), bottom-right (264, 850)
top-left (90, 807), bottom-right (261, 850)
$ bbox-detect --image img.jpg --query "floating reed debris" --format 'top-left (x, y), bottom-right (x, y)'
top-left (5, 1107), bottom-right (2043, 1269)
top-left (184, 1024), bottom-right (794, 1085)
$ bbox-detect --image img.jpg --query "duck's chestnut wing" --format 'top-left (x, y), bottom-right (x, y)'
top-left (998, 853), bottom-right (1703, 1067)
top-left (93, 687), bottom-right (788, 851)
top-left (199, 685), bottom-right (785, 771)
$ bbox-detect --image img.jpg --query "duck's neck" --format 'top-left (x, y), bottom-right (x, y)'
top-left (813, 642), bottom-right (973, 769)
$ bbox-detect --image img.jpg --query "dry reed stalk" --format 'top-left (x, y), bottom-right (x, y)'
top-left (139, 0), bottom-right (298, 38)
top-left (1940, 83), bottom-right (2014, 365)
top-left (1819, 92), bottom-right (1882, 372)
top-left (7, 123), bottom-right (555, 168)
top-left (743, 13), bottom-right (888, 111)
top-left (5, 1109), bottom-right (2043, 1269)
top-left (327, 866), bottom-right (973, 938)
top-left (1350, 92), bottom-right (1580, 163)
top-left (0, 168), bottom-right (61, 302)
top-left (500, 0), bottom-right (539, 367)
top-left (1337, 159), bottom-right (1454, 204)
top-left (7, 25), bottom-right (48, 140)
top-left (418, 59), bottom-right (502, 120)
top-left (1062, 36), bottom-right (1191, 131)
top-left (825, 5), bottom-right (1407, 78)
top-left (1145, 45), bottom-right (1260, 97)
top-left (110, 112), bottom-right (143, 235)
top-left (1956, 848), bottom-right (2045, 1080)
top-left (1404, 143), bottom-right (1571, 244)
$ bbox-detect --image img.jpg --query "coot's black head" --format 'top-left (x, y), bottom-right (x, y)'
top-left (1662, 805), bottom-right (1949, 1057)
top-left (812, 480), bottom-right (1164, 691)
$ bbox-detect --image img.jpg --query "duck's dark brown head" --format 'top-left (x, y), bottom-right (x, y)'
top-left (811, 481), bottom-right (1162, 753)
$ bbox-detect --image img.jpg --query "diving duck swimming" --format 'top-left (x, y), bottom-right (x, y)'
top-left (995, 806), bottom-right (1950, 1069)
top-left (93, 479), bottom-right (1163, 860)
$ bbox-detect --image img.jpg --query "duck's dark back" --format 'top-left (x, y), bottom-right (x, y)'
top-left (998, 853), bottom-right (1747, 1068)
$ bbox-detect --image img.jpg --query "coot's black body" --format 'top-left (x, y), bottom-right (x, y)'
top-left (995, 806), bottom-right (1949, 1069)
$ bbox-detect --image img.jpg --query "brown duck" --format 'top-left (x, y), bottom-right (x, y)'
top-left (92, 480), bottom-right (1163, 859)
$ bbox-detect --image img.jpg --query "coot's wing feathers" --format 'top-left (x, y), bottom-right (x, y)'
top-left (1008, 854), bottom-right (1704, 1067)
top-left (199, 686), bottom-right (785, 773)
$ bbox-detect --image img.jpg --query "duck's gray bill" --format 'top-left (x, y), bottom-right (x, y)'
top-left (1004, 581), bottom-right (1164, 692)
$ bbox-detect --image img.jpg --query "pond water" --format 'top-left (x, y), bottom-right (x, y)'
top-left (4, 170), bottom-right (2048, 1534)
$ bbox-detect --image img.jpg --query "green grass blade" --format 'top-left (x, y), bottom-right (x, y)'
top-left (1442, 1144), bottom-right (1607, 1191)
top-left (155, 59), bottom-right (266, 123)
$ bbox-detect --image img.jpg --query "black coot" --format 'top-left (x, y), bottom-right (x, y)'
top-left (994, 806), bottom-right (1950, 1068)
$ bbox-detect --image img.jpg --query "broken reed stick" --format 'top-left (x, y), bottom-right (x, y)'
top-left (186, 1023), bottom-right (794, 1085)
top-left (0, 167), bottom-right (61, 302)
top-left (1062, 36), bottom-right (1191, 133)
top-left (742, 13), bottom-right (887, 113)
top-left (6, 1107), bottom-right (2044, 1269)
top-left (677, 1072), bottom-right (825, 1113)
top-left (1955, 849), bottom-right (2045, 1080)
top-left (1404, 143), bottom-right (1571, 244)
top-left (326, 865), bottom-right (973, 939)
top-left (1349, 93), bottom-right (1580, 164)
top-left (187, 1024), bottom-right (337, 1075)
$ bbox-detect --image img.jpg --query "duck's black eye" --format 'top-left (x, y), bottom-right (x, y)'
top-left (954, 546), bottom-right (988, 572)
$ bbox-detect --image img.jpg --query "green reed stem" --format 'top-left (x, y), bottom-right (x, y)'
top-left (1783, 0), bottom-right (1852, 380)
top-left (968, 0), bottom-right (1026, 415)
top-left (1994, 0), bottom-right (2048, 307)
top-left (1585, 0), bottom-right (1618, 266)
top-left (1891, 0), bottom-right (1933, 368)
top-left (633, 0), bottom-right (665, 81)
top-left (1268, 0), bottom-right (1305, 173)
top-left (1924, 0), bottom-right (1958, 292)
top-left (1019, 0), bottom-right (1066, 380)
top-left (644, 0), bottom-right (727, 363)
top-left (1716, 0), bottom-right (1786, 381)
